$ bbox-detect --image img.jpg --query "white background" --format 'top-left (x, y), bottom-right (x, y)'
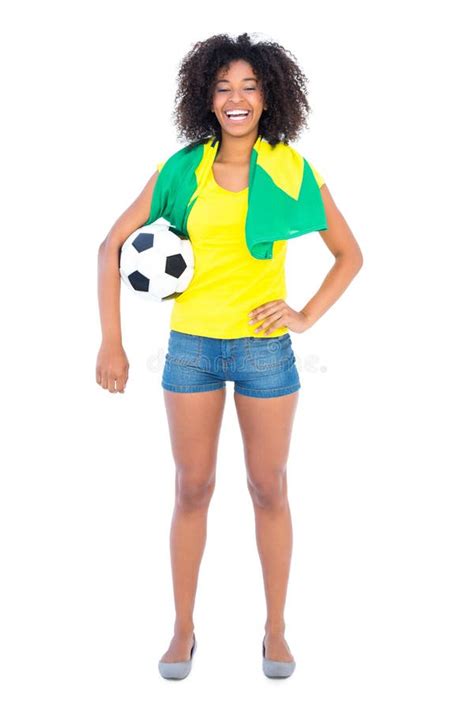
top-left (1, 1), bottom-right (473, 708)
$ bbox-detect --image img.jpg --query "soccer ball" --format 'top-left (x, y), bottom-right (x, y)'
top-left (119, 221), bottom-right (194, 301)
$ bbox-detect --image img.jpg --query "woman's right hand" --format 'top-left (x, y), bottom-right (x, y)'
top-left (96, 342), bottom-right (130, 394)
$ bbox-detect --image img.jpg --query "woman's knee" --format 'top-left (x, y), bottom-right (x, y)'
top-left (246, 467), bottom-right (288, 510)
top-left (175, 469), bottom-right (216, 511)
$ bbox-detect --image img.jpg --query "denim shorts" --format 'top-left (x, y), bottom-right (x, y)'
top-left (162, 330), bottom-right (301, 398)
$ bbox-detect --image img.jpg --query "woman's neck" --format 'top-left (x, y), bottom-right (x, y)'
top-left (215, 128), bottom-right (259, 164)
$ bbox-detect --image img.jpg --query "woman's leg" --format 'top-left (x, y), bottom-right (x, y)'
top-left (160, 387), bottom-right (226, 663)
top-left (234, 389), bottom-right (299, 662)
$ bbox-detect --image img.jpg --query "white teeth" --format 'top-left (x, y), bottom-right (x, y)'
top-left (225, 110), bottom-right (250, 122)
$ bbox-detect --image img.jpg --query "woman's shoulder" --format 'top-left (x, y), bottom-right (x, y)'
top-left (154, 136), bottom-right (214, 173)
top-left (271, 139), bottom-right (326, 189)
top-left (307, 161), bottom-right (325, 188)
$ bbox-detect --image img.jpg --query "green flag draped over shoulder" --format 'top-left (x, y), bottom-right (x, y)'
top-left (144, 134), bottom-right (328, 260)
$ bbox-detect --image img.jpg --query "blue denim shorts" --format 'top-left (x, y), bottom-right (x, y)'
top-left (162, 330), bottom-right (301, 398)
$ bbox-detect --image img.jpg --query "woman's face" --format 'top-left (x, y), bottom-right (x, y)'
top-left (211, 59), bottom-right (266, 138)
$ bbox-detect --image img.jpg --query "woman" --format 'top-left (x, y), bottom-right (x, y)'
top-left (96, 33), bottom-right (363, 679)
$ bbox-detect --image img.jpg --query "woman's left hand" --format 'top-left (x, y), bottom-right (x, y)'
top-left (248, 300), bottom-right (312, 336)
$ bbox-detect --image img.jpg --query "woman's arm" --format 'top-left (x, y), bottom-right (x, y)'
top-left (300, 184), bottom-right (363, 327)
top-left (96, 170), bottom-right (158, 393)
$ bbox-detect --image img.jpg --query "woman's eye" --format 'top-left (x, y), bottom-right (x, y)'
top-left (216, 88), bottom-right (256, 92)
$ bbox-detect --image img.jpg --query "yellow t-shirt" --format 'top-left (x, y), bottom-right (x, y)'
top-left (154, 159), bottom-right (325, 339)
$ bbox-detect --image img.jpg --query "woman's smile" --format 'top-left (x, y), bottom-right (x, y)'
top-left (224, 110), bottom-right (252, 123)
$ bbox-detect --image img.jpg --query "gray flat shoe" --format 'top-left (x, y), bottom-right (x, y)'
top-left (158, 633), bottom-right (197, 680)
top-left (262, 635), bottom-right (296, 678)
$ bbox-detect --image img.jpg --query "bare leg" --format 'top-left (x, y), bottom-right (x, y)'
top-left (234, 390), bottom-right (299, 662)
top-left (160, 388), bottom-right (226, 662)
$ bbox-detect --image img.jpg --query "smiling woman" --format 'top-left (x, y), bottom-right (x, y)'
top-left (216, 76), bottom-right (257, 123)
top-left (172, 32), bottom-right (311, 145)
top-left (97, 31), bottom-right (363, 682)
top-left (213, 68), bottom-right (263, 132)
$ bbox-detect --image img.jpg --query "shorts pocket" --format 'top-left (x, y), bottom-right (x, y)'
top-left (244, 334), bottom-right (293, 371)
top-left (165, 331), bottom-right (203, 366)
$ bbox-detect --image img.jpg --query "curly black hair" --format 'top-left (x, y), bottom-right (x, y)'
top-left (172, 32), bottom-right (312, 148)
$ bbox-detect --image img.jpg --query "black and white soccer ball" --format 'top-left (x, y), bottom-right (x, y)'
top-left (119, 221), bottom-right (194, 301)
